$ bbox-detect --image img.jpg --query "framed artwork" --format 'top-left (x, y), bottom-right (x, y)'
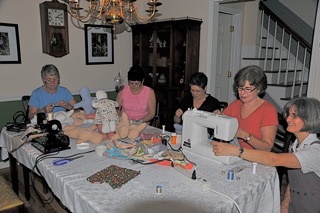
top-left (84, 24), bottom-right (114, 65)
top-left (0, 23), bottom-right (21, 64)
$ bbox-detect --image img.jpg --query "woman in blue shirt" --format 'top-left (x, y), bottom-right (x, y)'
top-left (28, 64), bottom-right (76, 120)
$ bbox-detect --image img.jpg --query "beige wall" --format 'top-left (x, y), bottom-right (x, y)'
top-left (0, 0), bottom-right (132, 101)
top-left (0, 0), bottom-right (215, 101)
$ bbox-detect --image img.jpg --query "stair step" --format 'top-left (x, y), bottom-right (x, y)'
top-left (243, 57), bottom-right (288, 60)
top-left (268, 81), bottom-right (308, 87)
top-left (264, 69), bottom-right (302, 73)
top-left (280, 94), bottom-right (307, 101)
top-left (261, 46), bottom-right (279, 50)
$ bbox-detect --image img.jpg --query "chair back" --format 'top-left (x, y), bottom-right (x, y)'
top-left (273, 112), bottom-right (295, 186)
top-left (273, 113), bottom-right (295, 153)
top-left (22, 95), bottom-right (31, 122)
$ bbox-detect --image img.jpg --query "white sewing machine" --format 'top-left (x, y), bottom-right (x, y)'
top-left (182, 108), bottom-right (241, 164)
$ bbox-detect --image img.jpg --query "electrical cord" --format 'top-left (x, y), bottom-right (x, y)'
top-left (130, 158), bottom-right (173, 165)
top-left (209, 188), bottom-right (242, 213)
top-left (30, 150), bottom-right (95, 204)
top-left (166, 140), bottom-right (240, 212)
top-left (167, 141), bottom-right (198, 179)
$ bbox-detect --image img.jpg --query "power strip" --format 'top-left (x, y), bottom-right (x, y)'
top-left (171, 166), bottom-right (212, 191)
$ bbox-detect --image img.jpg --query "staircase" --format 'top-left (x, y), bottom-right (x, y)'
top-left (242, 1), bottom-right (312, 109)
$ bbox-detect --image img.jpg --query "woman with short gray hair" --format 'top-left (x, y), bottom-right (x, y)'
top-left (28, 64), bottom-right (76, 120)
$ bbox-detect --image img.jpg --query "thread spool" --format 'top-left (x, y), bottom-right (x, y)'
top-left (227, 170), bottom-right (234, 181)
top-left (47, 112), bottom-right (53, 121)
top-left (171, 133), bottom-right (177, 145)
top-left (156, 185), bottom-right (162, 194)
top-left (252, 162), bottom-right (257, 174)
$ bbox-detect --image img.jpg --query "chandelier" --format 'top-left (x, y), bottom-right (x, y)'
top-left (64, 0), bottom-right (162, 30)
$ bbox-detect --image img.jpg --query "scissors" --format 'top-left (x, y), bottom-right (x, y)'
top-left (52, 155), bottom-right (84, 166)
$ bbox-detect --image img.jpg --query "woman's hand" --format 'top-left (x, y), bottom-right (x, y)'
top-left (44, 104), bottom-right (54, 113)
top-left (175, 108), bottom-right (183, 118)
top-left (234, 128), bottom-right (248, 140)
top-left (213, 109), bottom-right (222, 114)
top-left (212, 141), bottom-right (238, 156)
top-left (56, 100), bottom-right (73, 110)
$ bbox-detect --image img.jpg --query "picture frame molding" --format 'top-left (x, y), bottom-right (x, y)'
top-left (84, 24), bottom-right (114, 65)
top-left (0, 23), bottom-right (21, 64)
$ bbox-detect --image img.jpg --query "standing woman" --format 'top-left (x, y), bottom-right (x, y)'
top-left (213, 97), bottom-right (320, 213)
top-left (117, 65), bottom-right (156, 124)
top-left (223, 65), bottom-right (278, 151)
top-left (28, 64), bottom-right (76, 120)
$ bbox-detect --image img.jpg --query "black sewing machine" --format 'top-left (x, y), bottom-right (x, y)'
top-left (31, 118), bottom-right (70, 154)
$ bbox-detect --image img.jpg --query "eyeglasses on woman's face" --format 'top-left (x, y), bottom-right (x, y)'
top-left (45, 76), bottom-right (59, 83)
top-left (237, 87), bottom-right (256, 93)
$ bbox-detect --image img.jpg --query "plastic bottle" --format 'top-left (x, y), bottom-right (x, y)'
top-left (171, 133), bottom-right (177, 144)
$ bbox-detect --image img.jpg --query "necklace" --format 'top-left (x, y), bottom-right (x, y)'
top-left (43, 86), bottom-right (57, 95)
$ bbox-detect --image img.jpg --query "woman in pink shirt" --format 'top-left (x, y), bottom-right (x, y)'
top-left (223, 65), bottom-right (278, 151)
top-left (117, 65), bottom-right (156, 124)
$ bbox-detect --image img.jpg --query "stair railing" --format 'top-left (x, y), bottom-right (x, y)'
top-left (259, 1), bottom-right (312, 99)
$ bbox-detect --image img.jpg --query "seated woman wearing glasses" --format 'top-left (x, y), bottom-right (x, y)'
top-left (173, 72), bottom-right (221, 133)
top-left (117, 65), bottom-right (156, 124)
top-left (223, 65), bottom-right (278, 150)
top-left (28, 64), bottom-right (76, 120)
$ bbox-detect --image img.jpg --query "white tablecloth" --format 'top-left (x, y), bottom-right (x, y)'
top-left (0, 128), bottom-right (23, 160)
top-left (0, 128), bottom-right (280, 213)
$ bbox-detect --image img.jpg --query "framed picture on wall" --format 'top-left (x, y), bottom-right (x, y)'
top-left (0, 23), bottom-right (21, 64)
top-left (84, 24), bottom-right (114, 65)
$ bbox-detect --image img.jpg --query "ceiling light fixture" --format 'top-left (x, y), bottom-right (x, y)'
top-left (63, 0), bottom-right (162, 30)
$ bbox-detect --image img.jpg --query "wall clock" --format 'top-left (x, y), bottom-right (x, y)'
top-left (39, 0), bottom-right (69, 57)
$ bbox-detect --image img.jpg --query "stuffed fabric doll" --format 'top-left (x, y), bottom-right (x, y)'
top-left (111, 112), bottom-right (147, 140)
top-left (73, 86), bottom-right (95, 115)
top-left (92, 90), bottom-right (119, 134)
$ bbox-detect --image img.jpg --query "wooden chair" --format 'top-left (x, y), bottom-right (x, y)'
top-left (0, 176), bottom-right (26, 213)
top-left (272, 113), bottom-right (295, 186)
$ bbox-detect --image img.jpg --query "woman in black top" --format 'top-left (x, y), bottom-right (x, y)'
top-left (173, 72), bottom-right (221, 127)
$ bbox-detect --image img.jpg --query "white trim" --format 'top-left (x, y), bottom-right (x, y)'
top-left (206, 1), bottom-right (219, 94)
top-left (0, 87), bottom-right (116, 102)
top-left (307, 2), bottom-right (320, 97)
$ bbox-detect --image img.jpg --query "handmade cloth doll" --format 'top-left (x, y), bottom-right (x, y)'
top-left (111, 112), bottom-right (147, 140)
top-left (73, 86), bottom-right (95, 115)
top-left (92, 90), bottom-right (119, 135)
top-left (63, 125), bottom-right (104, 144)
top-left (71, 110), bottom-right (94, 126)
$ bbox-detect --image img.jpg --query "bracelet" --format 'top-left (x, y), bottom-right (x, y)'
top-left (238, 146), bottom-right (244, 158)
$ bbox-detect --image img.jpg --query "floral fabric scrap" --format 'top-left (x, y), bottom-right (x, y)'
top-left (87, 165), bottom-right (140, 189)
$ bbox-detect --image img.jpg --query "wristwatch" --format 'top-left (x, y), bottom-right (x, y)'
top-left (245, 134), bottom-right (251, 142)
top-left (238, 146), bottom-right (244, 157)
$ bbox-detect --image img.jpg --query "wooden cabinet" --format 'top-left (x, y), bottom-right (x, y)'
top-left (131, 18), bottom-right (202, 131)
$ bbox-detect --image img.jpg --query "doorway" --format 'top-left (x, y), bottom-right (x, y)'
top-left (215, 12), bottom-right (233, 102)
top-left (208, 4), bottom-right (242, 104)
